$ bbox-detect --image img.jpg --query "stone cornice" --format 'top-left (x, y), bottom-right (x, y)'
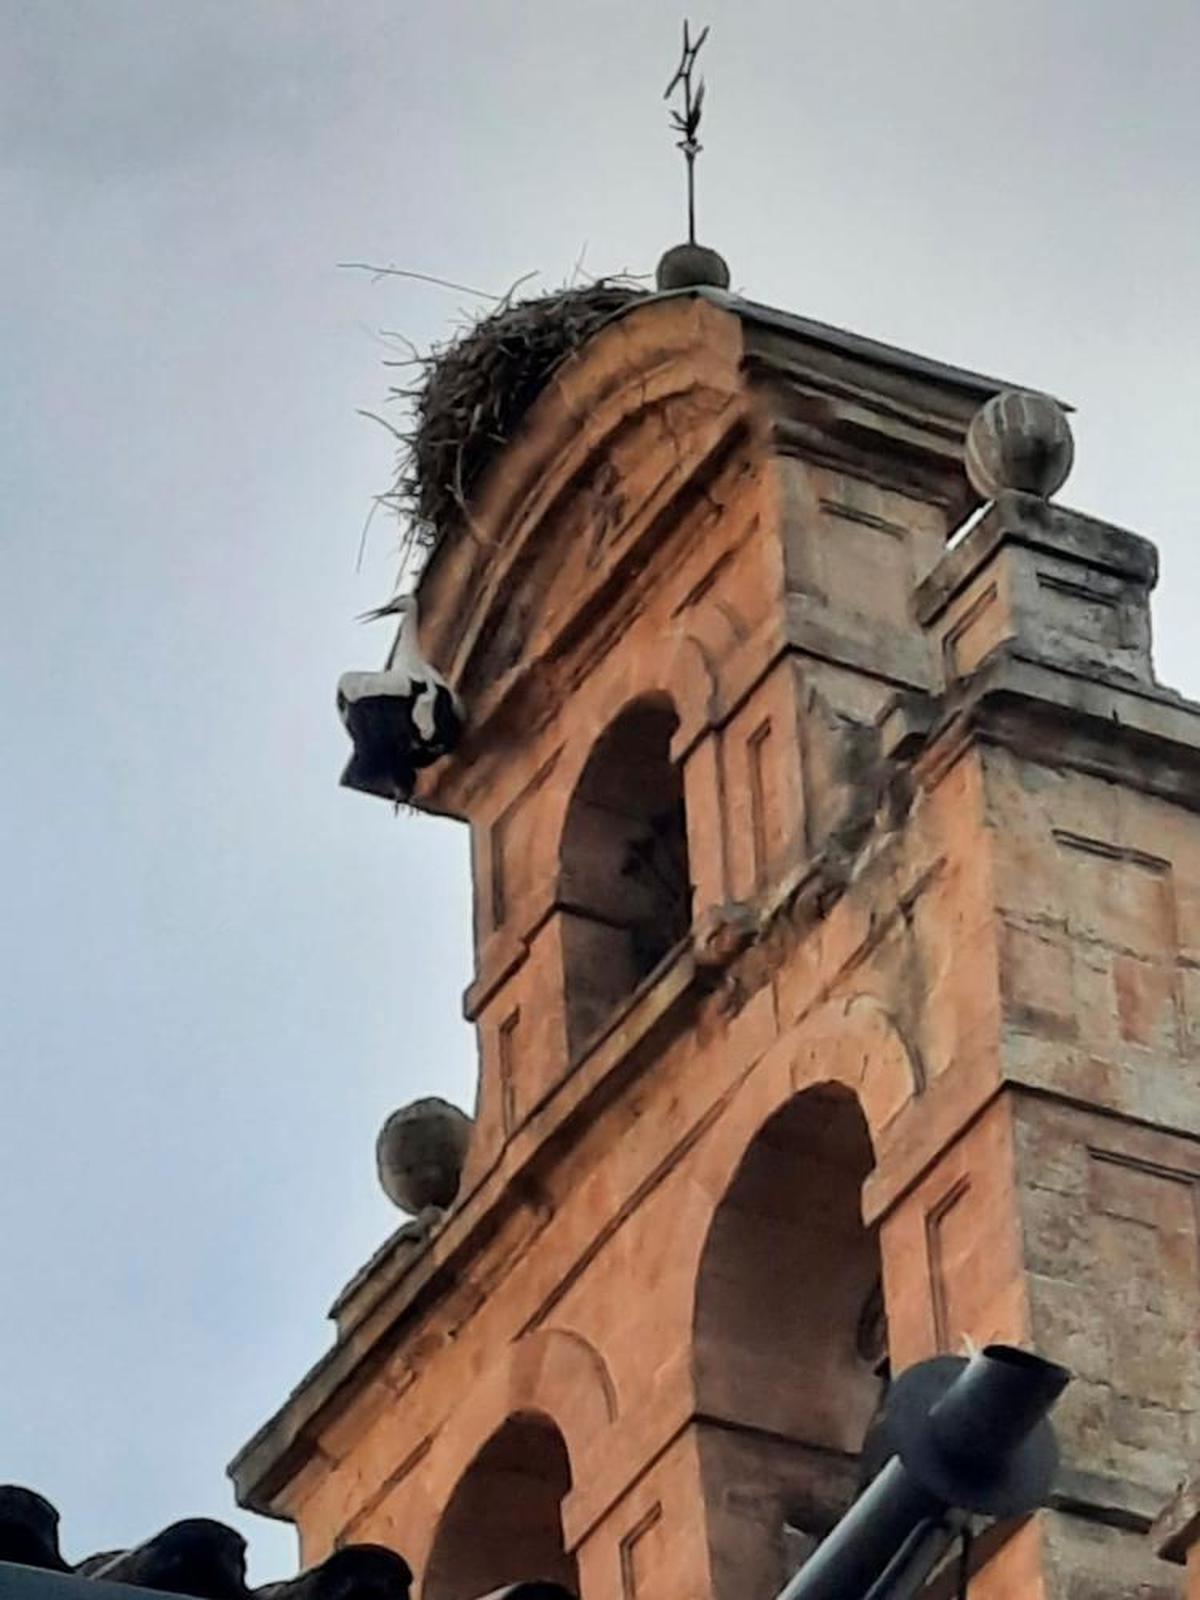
top-left (964, 650), bottom-right (1200, 809)
top-left (916, 493), bottom-right (1158, 627)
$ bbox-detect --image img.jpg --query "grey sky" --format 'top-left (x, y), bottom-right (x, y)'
top-left (2, 0), bottom-right (1197, 1582)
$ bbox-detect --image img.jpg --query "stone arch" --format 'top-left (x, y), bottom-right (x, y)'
top-left (680, 997), bottom-right (923, 1577)
top-left (509, 630), bottom-right (718, 936)
top-left (552, 634), bottom-right (719, 814)
top-left (415, 1329), bottom-right (615, 1599)
top-left (692, 1082), bottom-right (882, 1454)
top-left (557, 694), bottom-right (694, 1054)
top-left (421, 1413), bottom-right (575, 1600)
top-left (428, 1328), bottom-right (616, 1505)
top-left (691, 994), bottom-right (922, 1220)
top-left (792, 994), bottom-right (925, 1130)
top-left (431, 296), bottom-right (748, 688)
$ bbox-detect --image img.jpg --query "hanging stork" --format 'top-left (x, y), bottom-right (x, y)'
top-left (336, 593), bottom-right (464, 803)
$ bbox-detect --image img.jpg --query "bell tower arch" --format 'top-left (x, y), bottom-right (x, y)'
top-left (558, 694), bottom-right (692, 1056)
top-left (232, 282), bottom-right (1200, 1600)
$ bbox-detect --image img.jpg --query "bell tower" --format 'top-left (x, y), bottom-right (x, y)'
top-left (231, 271), bottom-right (1199, 1600)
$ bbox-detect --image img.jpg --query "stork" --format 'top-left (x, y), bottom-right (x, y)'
top-left (336, 593), bottom-right (463, 803)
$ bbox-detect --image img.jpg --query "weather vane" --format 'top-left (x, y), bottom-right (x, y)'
top-left (664, 20), bottom-right (710, 246)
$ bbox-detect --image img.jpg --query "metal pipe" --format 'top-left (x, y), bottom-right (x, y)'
top-left (929, 1345), bottom-right (1069, 1480)
top-left (774, 1461), bottom-right (940, 1600)
top-left (774, 1344), bottom-right (1069, 1600)
top-left (861, 1519), bottom-right (963, 1600)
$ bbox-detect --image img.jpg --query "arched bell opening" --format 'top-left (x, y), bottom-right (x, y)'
top-left (692, 1084), bottom-right (886, 1600)
top-left (558, 697), bottom-right (692, 1056)
top-left (422, 1414), bottom-right (577, 1600)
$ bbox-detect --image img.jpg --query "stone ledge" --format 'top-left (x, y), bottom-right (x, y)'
top-left (1052, 1465), bottom-right (1170, 1534)
top-left (935, 649), bottom-right (1200, 814)
top-left (673, 286), bottom-right (1017, 405)
top-left (785, 592), bottom-right (933, 689)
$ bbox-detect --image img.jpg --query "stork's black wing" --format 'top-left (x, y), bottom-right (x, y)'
top-left (339, 694), bottom-right (419, 801)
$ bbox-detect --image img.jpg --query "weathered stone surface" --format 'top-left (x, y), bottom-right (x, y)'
top-left (656, 243), bottom-right (732, 291)
top-left (376, 1099), bottom-right (472, 1217)
top-left (919, 492), bottom-right (1158, 688)
top-left (231, 291), bottom-right (1200, 1600)
top-left (965, 390), bottom-right (1075, 501)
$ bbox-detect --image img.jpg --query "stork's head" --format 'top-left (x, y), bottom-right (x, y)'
top-left (358, 592), bottom-right (417, 626)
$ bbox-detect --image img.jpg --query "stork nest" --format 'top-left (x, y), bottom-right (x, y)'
top-left (379, 281), bottom-right (647, 565)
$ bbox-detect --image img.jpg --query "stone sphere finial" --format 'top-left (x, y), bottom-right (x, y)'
top-left (376, 1097), bottom-right (472, 1216)
top-left (655, 242), bottom-right (732, 292)
top-left (965, 389), bottom-right (1075, 502)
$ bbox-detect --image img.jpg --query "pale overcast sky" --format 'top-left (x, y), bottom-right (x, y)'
top-left (2, 0), bottom-right (1198, 1583)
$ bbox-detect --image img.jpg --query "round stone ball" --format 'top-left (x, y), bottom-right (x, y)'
top-left (376, 1097), bottom-right (472, 1215)
top-left (965, 389), bottom-right (1075, 501)
top-left (655, 242), bottom-right (732, 292)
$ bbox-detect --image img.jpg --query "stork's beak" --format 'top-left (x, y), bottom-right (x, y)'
top-left (356, 597), bottom-right (406, 623)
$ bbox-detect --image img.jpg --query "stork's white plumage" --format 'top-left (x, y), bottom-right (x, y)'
top-left (336, 593), bottom-right (464, 803)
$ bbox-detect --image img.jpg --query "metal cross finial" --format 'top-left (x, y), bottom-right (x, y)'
top-left (664, 20), bottom-right (710, 245)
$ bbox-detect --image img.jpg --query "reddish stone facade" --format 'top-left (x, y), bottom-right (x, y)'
top-left (231, 292), bottom-right (1199, 1599)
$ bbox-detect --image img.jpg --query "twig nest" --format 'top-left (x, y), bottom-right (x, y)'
top-left (376, 1097), bottom-right (472, 1215)
top-left (965, 389), bottom-right (1074, 501)
top-left (390, 282), bottom-right (644, 564)
top-left (655, 242), bottom-right (732, 291)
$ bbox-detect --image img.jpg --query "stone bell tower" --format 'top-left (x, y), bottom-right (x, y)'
top-left (231, 263), bottom-right (1200, 1600)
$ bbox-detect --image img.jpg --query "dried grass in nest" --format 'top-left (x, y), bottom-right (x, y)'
top-left (376, 281), bottom-right (647, 570)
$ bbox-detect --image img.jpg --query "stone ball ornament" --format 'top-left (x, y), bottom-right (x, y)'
top-left (655, 242), bottom-right (732, 292)
top-left (964, 389), bottom-right (1075, 502)
top-left (376, 1097), bottom-right (473, 1216)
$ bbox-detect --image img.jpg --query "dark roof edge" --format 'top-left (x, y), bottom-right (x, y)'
top-left (609, 286), bottom-right (1070, 410)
